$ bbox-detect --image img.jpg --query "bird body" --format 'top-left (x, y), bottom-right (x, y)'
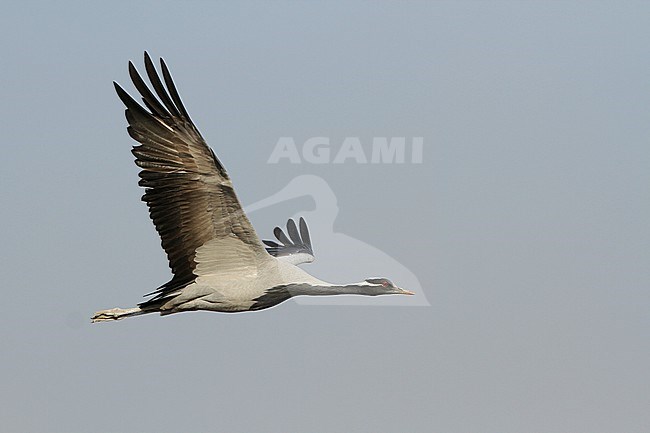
top-left (150, 257), bottom-right (319, 313)
top-left (91, 53), bottom-right (413, 322)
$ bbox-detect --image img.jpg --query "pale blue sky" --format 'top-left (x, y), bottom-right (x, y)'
top-left (1, 2), bottom-right (648, 432)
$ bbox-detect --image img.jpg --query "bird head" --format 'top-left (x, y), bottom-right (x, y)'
top-left (364, 278), bottom-right (415, 296)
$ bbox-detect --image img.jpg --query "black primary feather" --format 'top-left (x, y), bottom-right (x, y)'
top-left (264, 218), bottom-right (315, 259)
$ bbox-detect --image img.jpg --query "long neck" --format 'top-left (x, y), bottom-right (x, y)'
top-left (249, 281), bottom-right (378, 311)
top-left (272, 261), bottom-right (377, 297)
top-left (288, 282), bottom-right (375, 297)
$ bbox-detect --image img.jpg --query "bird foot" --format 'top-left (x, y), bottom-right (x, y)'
top-left (91, 307), bottom-right (139, 323)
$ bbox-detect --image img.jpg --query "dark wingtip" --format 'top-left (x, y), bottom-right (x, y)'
top-left (144, 51), bottom-right (155, 73)
top-left (113, 81), bottom-right (128, 101)
top-left (159, 55), bottom-right (191, 120)
top-left (276, 226), bottom-right (293, 245)
top-left (287, 218), bottom-right (300, 242)
top-left (128, 61), bottom-right (139, 79)
top-left (160, 56), bottom-right (169, 70)
top-left (299, 217), bottom-right (312, 251)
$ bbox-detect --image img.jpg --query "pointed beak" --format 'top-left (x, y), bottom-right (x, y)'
top-left (398, 288), bottom-right (415, 296)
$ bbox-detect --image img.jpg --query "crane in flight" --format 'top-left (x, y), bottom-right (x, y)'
top-left (92, 53), bottom-right (413, 322)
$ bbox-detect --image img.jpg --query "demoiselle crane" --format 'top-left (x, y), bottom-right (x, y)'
top-left (91, 53), bottom-right (413, 322)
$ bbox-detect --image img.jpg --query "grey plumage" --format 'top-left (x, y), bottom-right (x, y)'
top-left (91, 53), bottom-right (413, 323)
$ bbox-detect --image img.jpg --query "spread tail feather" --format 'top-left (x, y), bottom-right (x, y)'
top-left (91, 307), bottom-right (146, 323)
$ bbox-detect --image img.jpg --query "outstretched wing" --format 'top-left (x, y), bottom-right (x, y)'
top-left (114, 52), bottom-right (268, 303)
top-left (263, 217), bottom-right (315, 265)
